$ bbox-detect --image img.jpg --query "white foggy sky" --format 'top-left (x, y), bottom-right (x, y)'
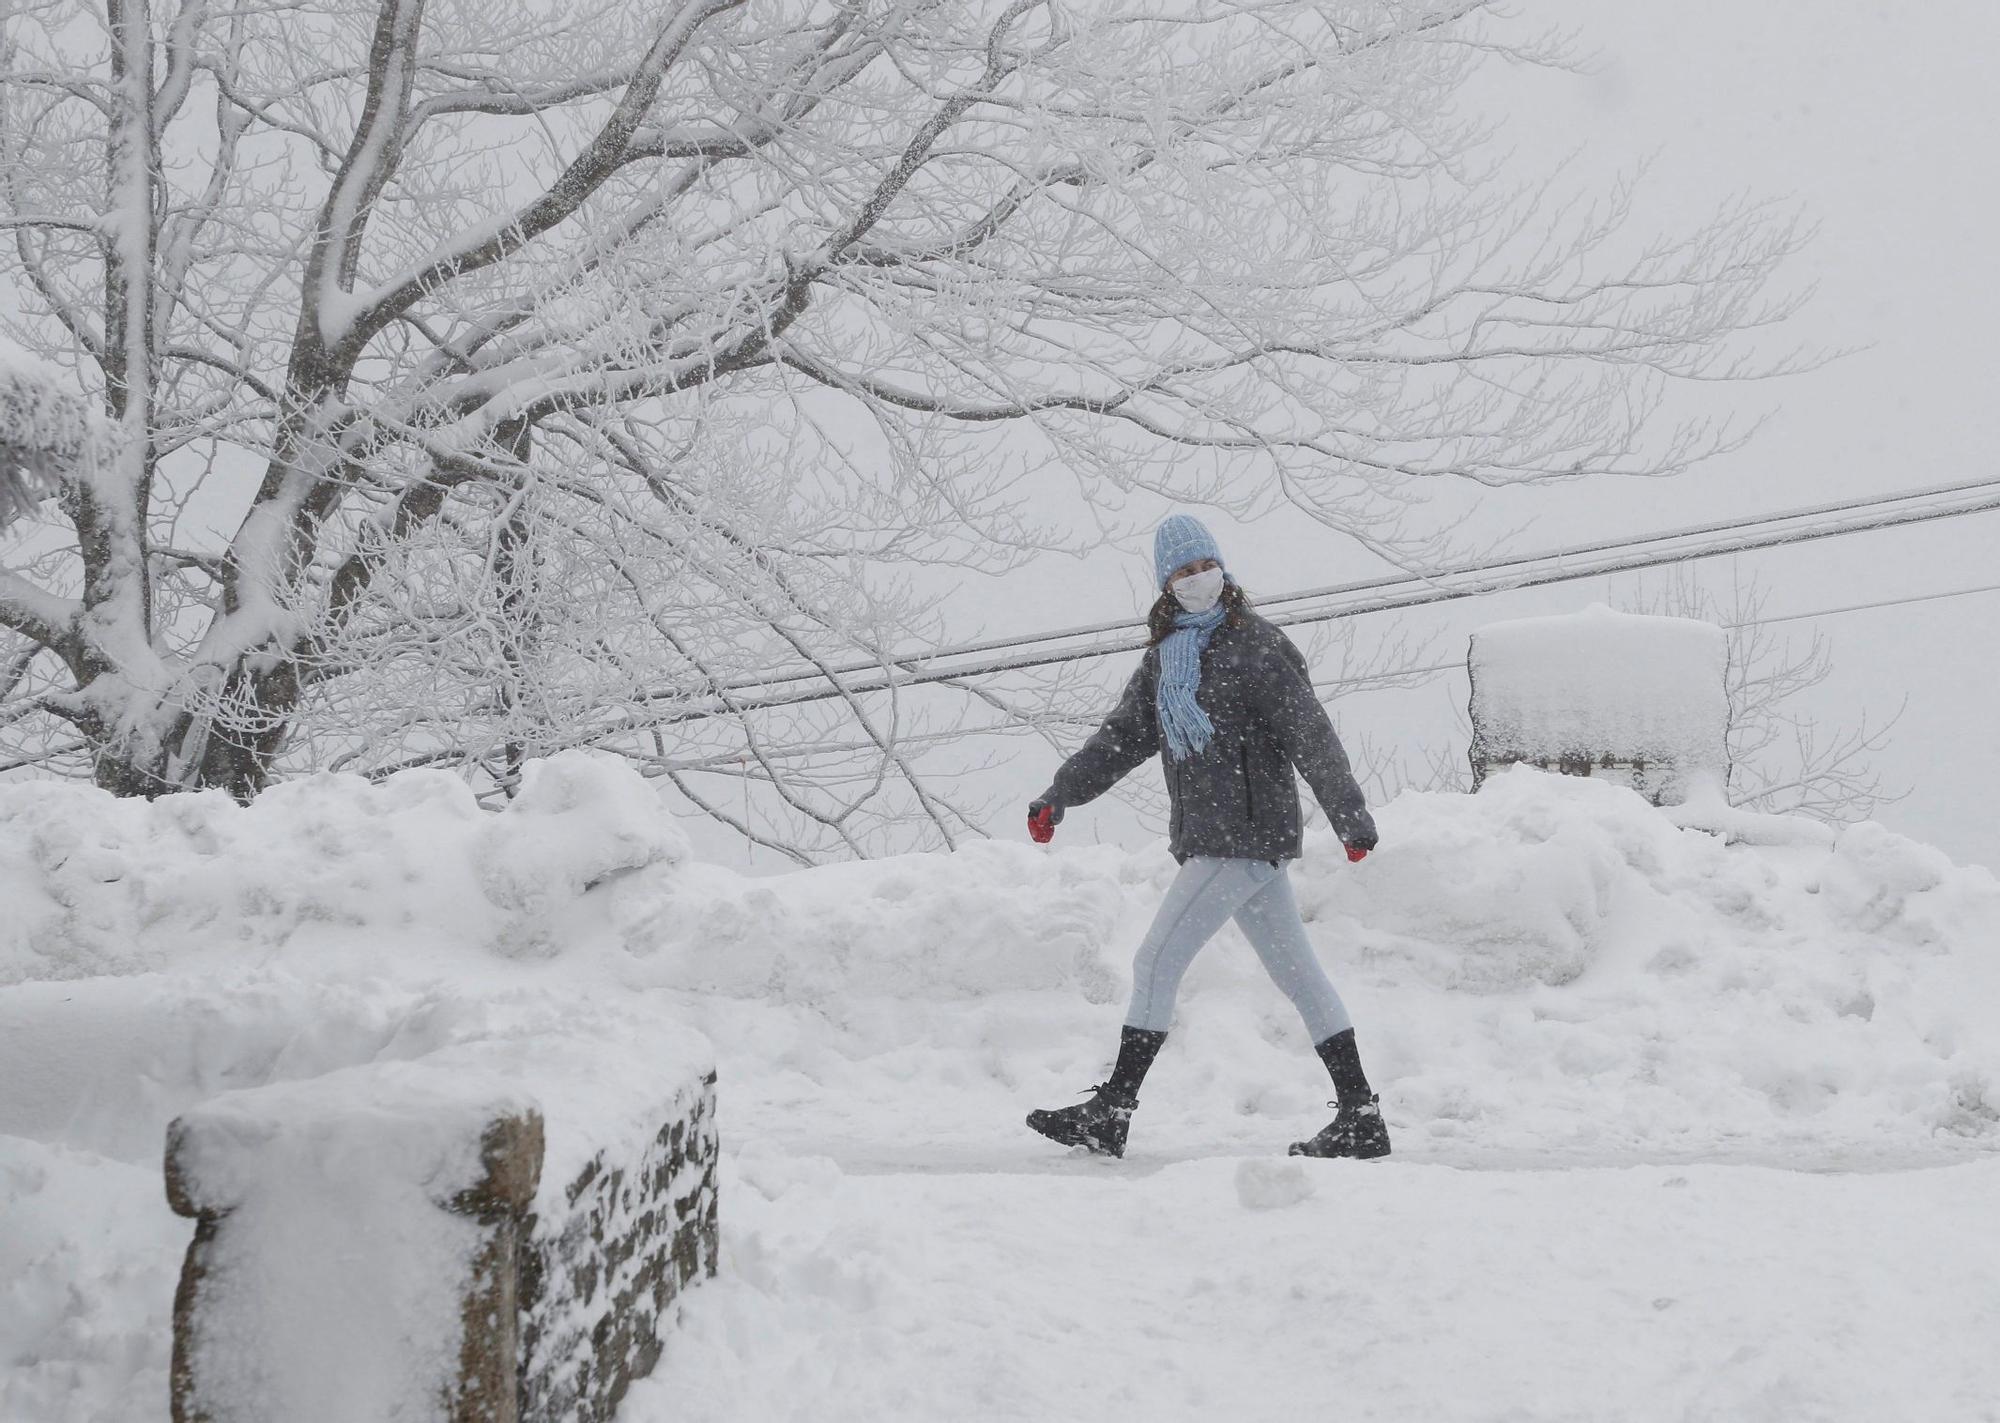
top-left (961, 0), bottom-right (2000, 872)
top-left (1389, 0), bottom-right (2000, 869)
top-left (7, 3), bottom-right (1994, 869)
top-left (1436, 0), bottom-right (2000, 871)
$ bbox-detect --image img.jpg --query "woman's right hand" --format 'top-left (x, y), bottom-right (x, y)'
top-left (1027, 797), bottom-right (1063, 843)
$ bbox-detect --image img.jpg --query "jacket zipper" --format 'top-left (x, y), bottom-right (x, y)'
top-left (1241, 743), bottom-right (1255, 824)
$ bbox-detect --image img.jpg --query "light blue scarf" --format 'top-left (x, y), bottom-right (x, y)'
top-left (1156, 601), bottom-right (1227, 761)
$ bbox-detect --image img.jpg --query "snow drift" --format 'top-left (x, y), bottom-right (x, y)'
top-left (3, 754), bottom-right (1998, 1419)
top-left (0, 752), bottom-right (688, 986)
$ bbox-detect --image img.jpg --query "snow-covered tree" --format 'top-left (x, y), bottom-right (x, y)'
top-left (2, 1), bottom-right (1805, 844)
top-left (0, 356), bottom-right (101, 525)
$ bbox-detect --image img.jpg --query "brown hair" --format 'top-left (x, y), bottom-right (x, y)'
top-left (1147, 579), bottom-right (1252, 646)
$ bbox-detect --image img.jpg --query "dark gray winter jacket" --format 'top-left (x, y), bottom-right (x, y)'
top-left (1042, 612), bottom-right (1377, 862)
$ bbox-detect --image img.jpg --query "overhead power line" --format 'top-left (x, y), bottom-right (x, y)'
top-left (668, 469), bottom-right (2000, 703)
top-left (609, 470), bottom-right (2000, 731)
top-left (1734, 579), bottom-right (2000, 629)
top-left (351, 480), bottom-right (2000, 782)
top-left (1349, 579), bottom-right (2000, 693)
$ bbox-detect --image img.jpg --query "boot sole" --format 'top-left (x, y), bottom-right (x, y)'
top-left (1287, 1141), bottom-right (1391, 1161)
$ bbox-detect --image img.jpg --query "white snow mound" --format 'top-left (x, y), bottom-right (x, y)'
top-left (0, 749), bottom-right (689, 984)
top-left (4, 755), bottom-right (1999, 1420)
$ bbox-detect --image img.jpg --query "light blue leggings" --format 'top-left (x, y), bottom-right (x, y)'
top-left (1125, 856), bottom-right (1352, 1042)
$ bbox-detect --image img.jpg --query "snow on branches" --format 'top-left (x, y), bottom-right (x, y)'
top-left (1, 0), bottom-right (1812, 845)
top-left (0, 357), bottom-right (104, 525)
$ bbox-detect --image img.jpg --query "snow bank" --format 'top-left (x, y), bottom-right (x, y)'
top-left (0, 969), bottom-right (715, 1423)
top-left (6, 749), bottom-right (1997, 1158)
top-left (0, 748), bottom-right (709, 1423)
top-left (597, 762), bottom-right (2000, 1160)
top-left (8, 751), bottom-right (1990, 1167)
top-left (1469, 604), bottom-right (1729, 802)
top-left (0, 1137), bottom-right (178, 1421)
top-left (0, 750), bottom-right (689, 984)
top-left (5, 752), bottom-right (1999, 1419)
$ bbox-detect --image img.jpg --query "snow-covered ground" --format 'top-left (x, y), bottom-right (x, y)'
top-left (4, 757), bottom-right (1998, 1420)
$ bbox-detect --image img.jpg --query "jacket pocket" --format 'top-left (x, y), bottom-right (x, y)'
top-left (1240, 743), bottom-right (1256, 823)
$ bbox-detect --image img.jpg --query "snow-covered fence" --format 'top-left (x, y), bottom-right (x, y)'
top-left (1468, 605), bottom-right (1729, 806)
top-left (163, 1043), bottom-right (718, 1423)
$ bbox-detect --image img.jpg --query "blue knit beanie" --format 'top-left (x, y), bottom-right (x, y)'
top-left (1152, 514), bottom-right (1224, 589)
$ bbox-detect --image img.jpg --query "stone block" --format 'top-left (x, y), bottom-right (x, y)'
top-left (163, 1051), bottom-right (714, 1423)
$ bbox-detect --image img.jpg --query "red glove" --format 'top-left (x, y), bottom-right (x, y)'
top-left (1345, 844), bottom-right (1369, 864)
top-left (1028, 800), bottom-right (1061, 844)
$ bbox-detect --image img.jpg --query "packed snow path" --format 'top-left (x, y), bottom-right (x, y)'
top-left (625, 1077), bottom-right (2000, 1422)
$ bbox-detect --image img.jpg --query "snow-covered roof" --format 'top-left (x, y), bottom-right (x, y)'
top-left (1468, 604), bottom-right (1728, 776)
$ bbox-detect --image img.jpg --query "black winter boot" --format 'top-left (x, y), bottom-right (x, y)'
top-left (1288, 1095), bottom-right (1390, 1160)
top-left (1026, 1085), bottom-right (1137, 1157)
top-left (1288, 1028), bottom-right (1391, 1160)
top-left (1027, 1027), bottom-right (1165, 1159)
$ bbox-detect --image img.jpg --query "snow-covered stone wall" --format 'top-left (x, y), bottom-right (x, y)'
top-left (1468, 604), bottom-right (1729, 804)
top-left (519, 1076), bottom-right (719, 1423)
top-left (162, 1042), bottom-right (717, 1423)
top-left (164, 1059), bottom-right (541, 1423)
top-left (0, 754), bottom-right (716, 1422)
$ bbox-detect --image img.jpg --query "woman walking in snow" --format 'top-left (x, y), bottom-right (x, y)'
top-left (1025, 514), bottom-right (1387, 1161)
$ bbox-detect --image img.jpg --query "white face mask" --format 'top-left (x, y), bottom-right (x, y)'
top-left (1171, 566), bottom-right (1226, 613)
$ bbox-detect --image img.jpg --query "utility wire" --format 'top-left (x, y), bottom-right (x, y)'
top-left (1731, 580), bottom-right (2000, 629)
top-left (665, 469), bottom-right (2000, 700)
top-left (607, 474), bottom-right (2000, 731)
top-left (352, 477), bottom-right (2000, 781)
top-left (1339, 579), bottom-right (2000, 695)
